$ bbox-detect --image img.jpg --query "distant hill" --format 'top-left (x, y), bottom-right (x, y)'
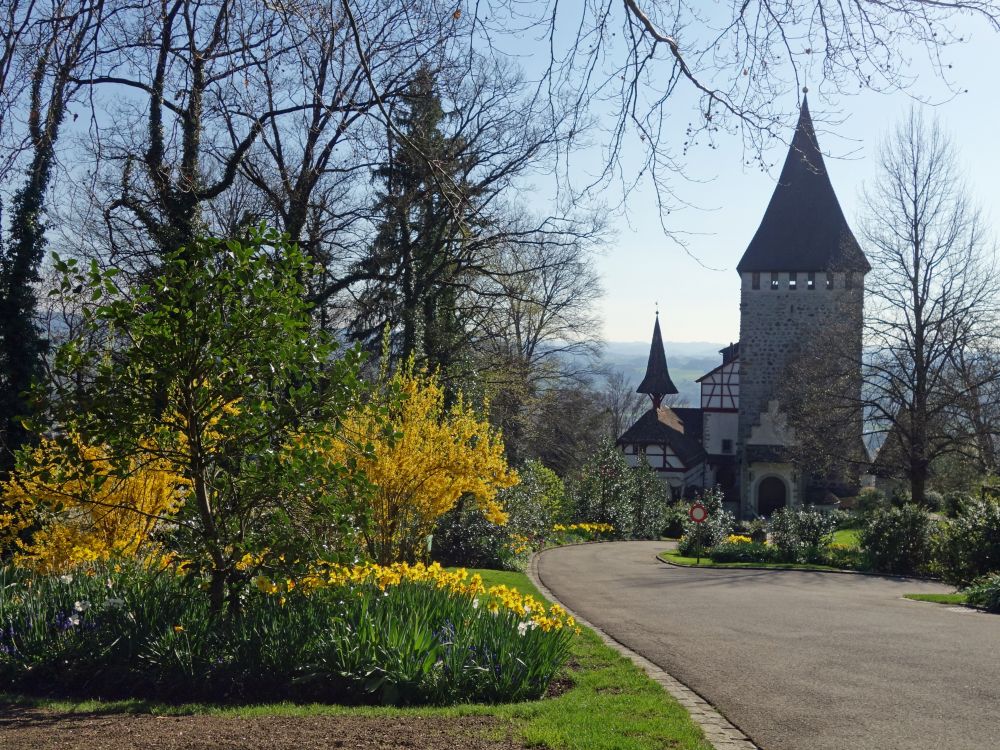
top-left (600, 340), bottom-right (728, 407)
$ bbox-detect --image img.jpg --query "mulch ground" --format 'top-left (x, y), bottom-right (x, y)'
top-left (0, 706), bottom-right (528, 749)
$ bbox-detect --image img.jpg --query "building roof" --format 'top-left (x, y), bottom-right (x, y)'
top-left (736, 96), bottom-right (871, 274)
top-left (616, 407), bottom-right (706, 467)
top-left (636, 315), bottom-right (678, 397)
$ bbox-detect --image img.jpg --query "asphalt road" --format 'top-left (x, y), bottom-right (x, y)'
top-left (537, 541), bottom-right (1000, 750)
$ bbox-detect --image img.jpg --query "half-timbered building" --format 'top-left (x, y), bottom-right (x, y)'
top-left (616, 95), bottom-right (867, 518)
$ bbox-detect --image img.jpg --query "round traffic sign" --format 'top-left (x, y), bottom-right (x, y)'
top-left (688, 502), bottom-right (708, 524)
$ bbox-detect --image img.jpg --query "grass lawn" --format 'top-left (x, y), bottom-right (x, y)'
top-left (660, 550), bottom-right (847, 573)
top-left (903, 592), bottom-right (969, 606)
top-left (1, 569), bottom-right (711, 750)
top-left (832, 528), bottom-right (861, 548)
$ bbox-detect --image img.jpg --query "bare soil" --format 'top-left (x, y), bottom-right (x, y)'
top-left (0, 706), bottom-right (528, 749)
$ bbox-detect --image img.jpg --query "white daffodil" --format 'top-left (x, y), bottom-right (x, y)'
top-left (517, 621), bottom-right (529, 637)
top-left (59, 575), bottom-right (73, 585)
top-left (472, 598), bottom-right (480, 609)
top-left (74, 600), bottom-right (90, 613)
top-left (68, 614), bottom-right (81, 627)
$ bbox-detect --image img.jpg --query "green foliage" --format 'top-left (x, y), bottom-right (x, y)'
top-left (768, 506), bottom-right (838, 563)
top-left (964, 573), bottom-right (1000, 613)
top-left (676, 487), bottom-right (734, 556)
top-left (662, 502), bottom-right (688, 538)
top-left (934, 497), bottom-right (1000, 585)
top-left (709, 541), bottom-right (780, 564)
top-left (570, 443), bottom-right (667, 540)
top-left (433, 461), bottom-right (567, 570)
top-left (33, 228), bottom-right (368, 610)
top-left (859, 505), bottom-right (934, 575)
top-left (857, 487), bottom-right (889, 515)
top-left (0, 562), bottom-right (571, 705)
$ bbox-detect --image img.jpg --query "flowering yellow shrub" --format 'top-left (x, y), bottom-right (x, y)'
top-left (328, 361), bottom-right (518, 563)
top-left (252, 560), bottom-right (578, 633)
top-left (0, 436), bottom-right (185, 573)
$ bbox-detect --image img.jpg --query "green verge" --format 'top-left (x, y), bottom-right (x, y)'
top-left (660, 550), bottom-right (846, 572)
top-left (903, 593), bottom-right (969, 606)
top-left (0, 568), bottom-right (711, 750)
top-left (832, 528), bottom-right (861, 548)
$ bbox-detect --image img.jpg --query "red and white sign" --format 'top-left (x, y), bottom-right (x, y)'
top-left (688, 502), bottom-right (708, 524)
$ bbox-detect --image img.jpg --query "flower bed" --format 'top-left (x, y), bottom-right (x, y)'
top-left (0, 561), bottom-right (575, 705)
top-left (549, 523), bottom-right (615, 544)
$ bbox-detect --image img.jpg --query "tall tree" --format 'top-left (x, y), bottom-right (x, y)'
top-left (0, 0), bottom-right (103, 473)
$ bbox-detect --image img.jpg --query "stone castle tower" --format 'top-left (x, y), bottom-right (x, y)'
top-left (735, 96), bottom-right (870, 516)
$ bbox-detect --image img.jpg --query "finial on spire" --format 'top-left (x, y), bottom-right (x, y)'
top-left (803, 85), bottom-right (809, 94)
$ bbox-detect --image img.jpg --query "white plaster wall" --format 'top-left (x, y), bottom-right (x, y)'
top-left (703, 412), bottom-right (739, 455)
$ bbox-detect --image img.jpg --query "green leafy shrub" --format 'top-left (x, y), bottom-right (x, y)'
top-left (934, 497), bottom-right (1000, 585)
top-left (662, 502), bottom-right (688, 538)
top-left (820, 544), bottom-right (865, 570)
top-left (964, 573), bottom-right (1000, 613)
top-left (709, 539), bottom-right (780, 564)
top-left (433, 461), bottom-right (567, 570)
top-left (0, 561), bottom-right (573, 705)
top-left (570, 443), bottom-right (666, 539)
top-left (857, 487), bottom-right (889, 515)
top-left (923, 491), bottom-right (943, 512)
top-left (768, 506), bottom-right (838, 563)
top-left (859, 504), bottom-right (933, 575)
top-left (677, 487), bottom-right (734, 556)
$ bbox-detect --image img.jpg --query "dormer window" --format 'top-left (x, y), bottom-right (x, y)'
top-left (770, 272), bottom-right (779, 290)
top-left (807, 272), bottom-right (815, 290)
top-left (788, 272), bottom-right (797, 290)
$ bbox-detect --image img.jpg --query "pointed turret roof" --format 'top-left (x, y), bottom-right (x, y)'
top-left (737, 96), bottom-right (870, 273)
top-left (636, 315), bottom-right (678, 403)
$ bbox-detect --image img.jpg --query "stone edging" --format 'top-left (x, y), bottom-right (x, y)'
top-left (527, 549), bottom-right (759, 750)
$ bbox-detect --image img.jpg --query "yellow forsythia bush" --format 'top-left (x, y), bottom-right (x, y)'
top-left (0, 436), bottom-right (186, 573)
top-left (329, 361), bottom-right (518, 564)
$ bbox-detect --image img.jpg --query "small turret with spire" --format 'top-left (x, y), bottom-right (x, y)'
top-left (636, 311), bottom-right (678, 410)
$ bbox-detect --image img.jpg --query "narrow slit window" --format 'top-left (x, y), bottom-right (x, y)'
top-left (752, 272), bottom-right (760, 290)
top-left (788, 272), bottom-right (797, 290)
top-left (807, 272), bottom-right (815, 290)
top-left (826, 272), bottom-right (834, 290)
top-left (770, 272), bottom-right (779, 290)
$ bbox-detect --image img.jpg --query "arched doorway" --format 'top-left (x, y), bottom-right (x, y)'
top-left (756, 476), bottom-right (787, 516)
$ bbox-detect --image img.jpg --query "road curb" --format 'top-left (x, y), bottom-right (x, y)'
top-left (528, 548), bottom-right (760, 750)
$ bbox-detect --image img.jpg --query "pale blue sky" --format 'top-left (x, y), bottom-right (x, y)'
top-left (590, 24), bottom-right (999, 344)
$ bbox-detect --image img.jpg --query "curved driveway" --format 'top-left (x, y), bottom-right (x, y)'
top-left (537, 541), bottom-right (1000, 750)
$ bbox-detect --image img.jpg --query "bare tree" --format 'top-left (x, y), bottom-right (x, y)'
top-left (863, 110), bottom-right (999, 504)
top-left (600, 369), bottom-right (647, 440)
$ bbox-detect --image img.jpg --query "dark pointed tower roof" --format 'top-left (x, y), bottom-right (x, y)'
top-left (637, 314), bottom-right (678, 408)
top-left (737, 96), bottom-right (870, 273)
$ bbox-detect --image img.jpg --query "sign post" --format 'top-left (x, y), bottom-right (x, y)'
top-left (688, 502), bottom-right (709, 564)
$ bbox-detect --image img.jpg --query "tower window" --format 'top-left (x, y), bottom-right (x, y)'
top-left (788, 272), bottom-right (797, 290)
top-left (845, 271), bottom-right (855, 290)
top-left (770, 272), bottom-right (779, 290)
top-left (826, 272), bottom-right (834, 290)
top-left (752, 272), bottom-right (760, 290)
top-left (807, 272), bottom-right (815, 290)
top-left (721, 439), bottom-right (733, 454)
